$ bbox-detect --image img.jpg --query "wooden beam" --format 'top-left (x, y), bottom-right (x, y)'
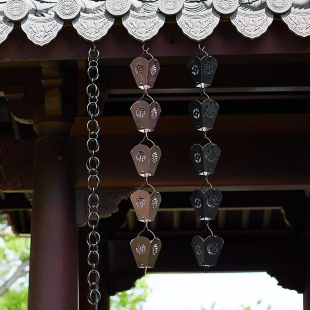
top-left (0, 193), bottom-right (31, 211)
top-left (41, 61), bottom-right (63, 116)
top-left (77, 59), bottom-right (86, 116)
top-left (114, 229), bottom-right (296, 239)
top-left (0, 139), bottom-right (35, 192)
top-left (106, 235), bottom-right (303, 273)
top-left (73, 132), bottom-right (310, 191)
top-left (262, 209), bottom-right (272, 229)
top-left (2, 121), bottom-right (310, 193)
top-left (242, 210), bottom-right (251, 229)
top-left (71, 114), bottom-right (310, 136)
top-left (1, 22), bottom-right (310, 62)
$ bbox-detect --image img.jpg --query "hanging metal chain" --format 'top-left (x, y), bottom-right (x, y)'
top-left (86, 44), bottom-right (101, 307)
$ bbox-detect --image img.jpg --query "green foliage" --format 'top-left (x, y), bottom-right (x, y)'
top-left (0, 288), bottom-right (28, 310)
top-left (0, 214), bottom-right (30, 300)
top-left (201, 300), bottom-right (272, 310)
top-left (0, 217), bottom-right (30, 285)
top-left (0, 215), bottom-right (30, 262)
top-left (0, 236), bottom-right (30, 262)
top-left (110, 277), bottom-right (151, 310)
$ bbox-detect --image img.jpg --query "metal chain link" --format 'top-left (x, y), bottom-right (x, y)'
top-left (86, 44), bottom-right (101, 307)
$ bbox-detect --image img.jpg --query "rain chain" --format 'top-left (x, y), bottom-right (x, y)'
top-left (129, 44), bottom-right (162, 274)
top-left (187, 44), bottom-right (224, 271)
top-left (86, 45), bottom-right (101, 306)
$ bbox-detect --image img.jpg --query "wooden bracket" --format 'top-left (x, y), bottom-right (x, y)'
top-left (0, 139), bottom-right (35, 192)
top-left (75, 189), bottom-right (133, 227)
top-left (3, 85), bottom-right (34, 125)
top-left (41, 61), bottom-right (64, 116)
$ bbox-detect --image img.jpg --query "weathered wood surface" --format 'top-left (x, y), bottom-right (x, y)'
top-left (1, 22), bottom-right (310, 62)
top-left (1, 114), bottom-right (310, 192)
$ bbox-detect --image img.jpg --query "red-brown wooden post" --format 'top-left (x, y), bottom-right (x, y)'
top-left (304, 242), bottom-right (310, 310)
top-left (28, 105), bottom-right (78, 310)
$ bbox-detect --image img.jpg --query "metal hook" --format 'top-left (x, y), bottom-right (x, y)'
top-left (138, 175), bottom-right (156, 192)
top-left (199, 130), bottom-right (212, 145)
top-left (198, 42), bottom-right (209, 57)
top-left (137, 221), bottom-right (156, 239)
top-left (199, 86), bottom-right (210, 101)
top-left (201, 220), bottom-right (214, 238)
top-left (204, 131), bottom-right (212, 144)
top-left (198, 42), bottom-right (205, 52)
top-left (141, 43), bottom-right (154, 59)
top-left (139, 131), bottom-right (155, 147)
top-left (201, 175), bottom-right (213, 190)
top-left (205, 175), bottom-right (213, 189)
top-left (206, 220), bottom-right (214, 236)
top-left (139, 88), bottom-right (155, 102)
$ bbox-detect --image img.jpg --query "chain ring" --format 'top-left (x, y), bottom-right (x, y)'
top-left (86, 45), bottom-right (101, 306)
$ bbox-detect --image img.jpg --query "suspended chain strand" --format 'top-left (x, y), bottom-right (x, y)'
top-left (86, 45), bottom-right (101, 307)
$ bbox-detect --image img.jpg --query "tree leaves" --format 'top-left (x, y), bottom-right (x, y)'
top-left (0, 288), bottom-right (28, 310)
top-left (1, 236), bottom-right (30, 262)
top-left (110, 277), bottom-right (151, 310)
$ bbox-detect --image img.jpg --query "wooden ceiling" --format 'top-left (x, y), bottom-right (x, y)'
top-left (0, 20), bottom-right (310, 300)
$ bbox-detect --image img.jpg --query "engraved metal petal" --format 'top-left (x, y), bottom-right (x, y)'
top-left (131, 144), bottom-right (162, 177)
top-left (130, 57), bottom-right (160, 89)
top-left (189, 143), bottom-right (221, 175)
top-left (130, 236), bottom-right (151, 268)
top-left (130, 100), bottom-right (162, 133)
top-left (191, 235), bottom-right (224, 267)
top-left (190, 188), bottom-right (223, 220)
top-left (188, 99), bottom-right (219, 131)
top-left (130, 190), bottom-right (162, 222)
top-left (130, 236), bottom-right (162, 268)
top-left (186, 55), bottom-right (218, 88)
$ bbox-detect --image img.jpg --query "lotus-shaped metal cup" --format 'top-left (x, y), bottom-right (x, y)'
top-left (188, 99), bottom-right (219, 131)
top-left (131, 144), bottom-right (161, 177)
top-left (130, 100), bottom-right (161, 133)
top-left (192, 235), bottom-right (224, 267)
top-left (130, 236), bottom-right (162, 269)
top-left (189, 143), bottom-right (221, 175)
top-left (190, 188), bottom-right (222, 220)
top-left (130, 57), bottom-right (160, 90)
top-left (131, 190), bottom-right (162, 222)
top-left (186, 55), bottom-right (218, 88)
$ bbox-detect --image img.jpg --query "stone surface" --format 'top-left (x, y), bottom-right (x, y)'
top-left (21, 13), bottom-right (63, 46)
top-left (72, 8), bottom-right (115, 42)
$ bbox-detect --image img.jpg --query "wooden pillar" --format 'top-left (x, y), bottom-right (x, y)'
top-left (28, 105), bottom-right (78, 310)
top-left (99, 239), bottom-right (110, 310)
top-left (304, 242), bottom-right (310, 310)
